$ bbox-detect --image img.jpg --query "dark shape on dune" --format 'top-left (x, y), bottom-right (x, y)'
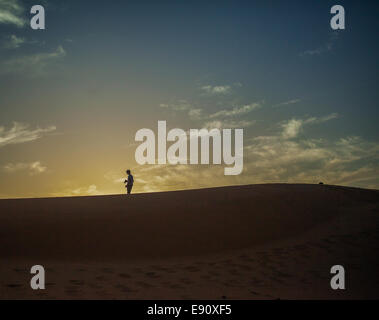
top-left (124, 169), bottom-right (134, 194)
top-left (319, 182), bottom-right (324, 185)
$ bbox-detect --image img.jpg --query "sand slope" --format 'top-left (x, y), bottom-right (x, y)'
top-left (0, 184), bottom-right (378, 299)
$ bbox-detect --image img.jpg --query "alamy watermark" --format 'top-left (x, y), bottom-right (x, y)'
top-left (27, 4), bottom-right (344, 31)
top-left (134, 121), bottom-right (243, 175)
top-left (30, 265), bottom-right (45, 290)
top-left (30, 5), bottom-right (45, 30)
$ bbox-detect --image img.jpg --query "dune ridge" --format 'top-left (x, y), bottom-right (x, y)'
top-left (1, 184), bottom-right (378, 299)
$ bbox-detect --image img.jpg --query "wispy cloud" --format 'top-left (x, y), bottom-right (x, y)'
top-left (160, 98), bottom-right (261, 124)
top-left (203, 119), bottom-right (255, 130)
top-left (245, 133), bottom-right (379, 187)
top-left (159, 100), bottom-right (193, 112)
top-left (160, 100), bottom-right (204, 120)
top-left (273, 99), bottom-right (301, 107)
top-left (3, 34), bottom-right (25, 48)
top-left (104, 171), bottom-right (126, 184)
top-left (131, 113), bottom-right (379, 192)
top-left (160, 82), bottom-right (252, 122)
top-left (281, 113), bottom-right (338, 139)
top-left (0, 0), bottom-right (26, 27)
top-left (1, 46), bottom-right (66, 75)
top-left (300, 32), bottom-right (339, 57)
top-left (208, 103), bottom-right (261, 119)
top-left (2, 34), bottom-right (40, 49)
top-left (50, 184), bottom-right (104, 197)
top-left (188, 108), bottom-right (203, 120)
top-left (0, 122), bottom-right (56, 148)
top-left (281, 119), bottom-right (303, 139)
top-left (201, 85), bottom-right (232, 95)
top-left (71, 185), bottom-right (101, 196)
top-left (202, 102), bottom-right (261, 129)
top-left (3, 161), bottom-right (47, 175)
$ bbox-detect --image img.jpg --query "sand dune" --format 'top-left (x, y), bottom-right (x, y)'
top-left (0, 184), bottom-right (378, 299)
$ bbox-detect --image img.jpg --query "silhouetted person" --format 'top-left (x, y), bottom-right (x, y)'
top-left (124, 169), bottom-right (134, 194)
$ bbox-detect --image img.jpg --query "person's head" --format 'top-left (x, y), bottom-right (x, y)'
top-left (126, 169), bottom-right (131, 175)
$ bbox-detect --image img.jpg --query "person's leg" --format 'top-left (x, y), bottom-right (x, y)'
top-left (127, 185), bottom-right (132, 194)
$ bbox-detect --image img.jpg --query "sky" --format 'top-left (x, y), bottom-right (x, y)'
top-left (0, 0), bottom-right (378, 198)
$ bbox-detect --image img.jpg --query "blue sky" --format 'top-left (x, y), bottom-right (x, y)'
top-left (0, 0), bottom-right (378, 197)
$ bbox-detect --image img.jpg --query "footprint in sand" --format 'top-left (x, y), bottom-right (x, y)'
top-left (181, 265), bottom-right (200, 273)
top-left (101, 268), bottom-right (114, 274)
top-left (169, 283), bottom-right (184, 289)
top-left (114, 284), bottom-right (136, 293)
top-left (249, 290), bottom-right (261, 296)
top-left (150, 265), bottom-right (169, 272)
top-left (135, 281), bottom-right (154, 288)
top-left (6, 283), bottom-right (22, 288)
top-left (294, 245), bottom-right (308, 250)
top-left (179, 278), bottom-right (193, 285)
top-left (249, 278), bottom-right (264, 287)
top-left (221, 281), bottom-right (240, 288)
top-left (160, 281), bottom-right (184, 289)
top-left (65, 286), bottom-right (80, 296)
top-left (88, 283), bottom-right (102, 289)
top-left (227, 268), bottom-right (240, 276)
top-left (70, 279), bottom-right (85, 286)
top-left (220, 259), bottom-right (233, 264)
top-left (236, 264), bottom-right (253, 271)
top-left (164, 268), bottom-right (177, 274)
top-left (275, 271), bottom-right (293, 279)
top-left (145, 272), bottom-right (160, 278)
top-left (269, 276), bottom-right (284, 284)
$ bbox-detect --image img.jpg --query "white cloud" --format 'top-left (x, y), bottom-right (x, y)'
top-left (160, 100), bottom-right (203, 120)
top-left (104, 171), bottom-right (126, 184)
top-left (273, 99), bottom-right (301, 107)
top-left (203, 119), bottom-right (254, 130)
top-left (188, 108), bottom-right (203, 120)
top-left (245, 134), bottom-right (379, 187)
top-left (160, 98), bottom-right (261, 124)
top-left (2, 34), bottom-right (39, 49)
top-left (318, 113), bottom-right (338, 122)
top-left (51, 184), bottom-right (104, 197)
top-left (281, 113), bottom-right (338, 139)
top-left (300, 32), bottom-right (339, 57)
top-left (3, 161), bottom-right (47, 175)
top-left (160, 82), bottom-right (252, 122)
top-left (1, 46), bottom-right (66, 75)
top-left (3, 34), bottom-right (25, 48)
top-left (0, 0), bottom-right (26, 27)
top-left (0, 122), bottom-right (56, 148)
top-left (131, 117), bottom-right (379, 192)
top-left (208, 103), bottom-right (261, 118)
top-left (201, 85), bottom-right (231, 95)
top-left (72, 184), bottom-right (100, 196)
top-left (282, 119), bottom-right (303, 139)
top-left (159, 100), bottom-right (193, 111)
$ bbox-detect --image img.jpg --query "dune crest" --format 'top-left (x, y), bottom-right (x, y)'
top-left (1, 184), bottom-right (378, 299)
